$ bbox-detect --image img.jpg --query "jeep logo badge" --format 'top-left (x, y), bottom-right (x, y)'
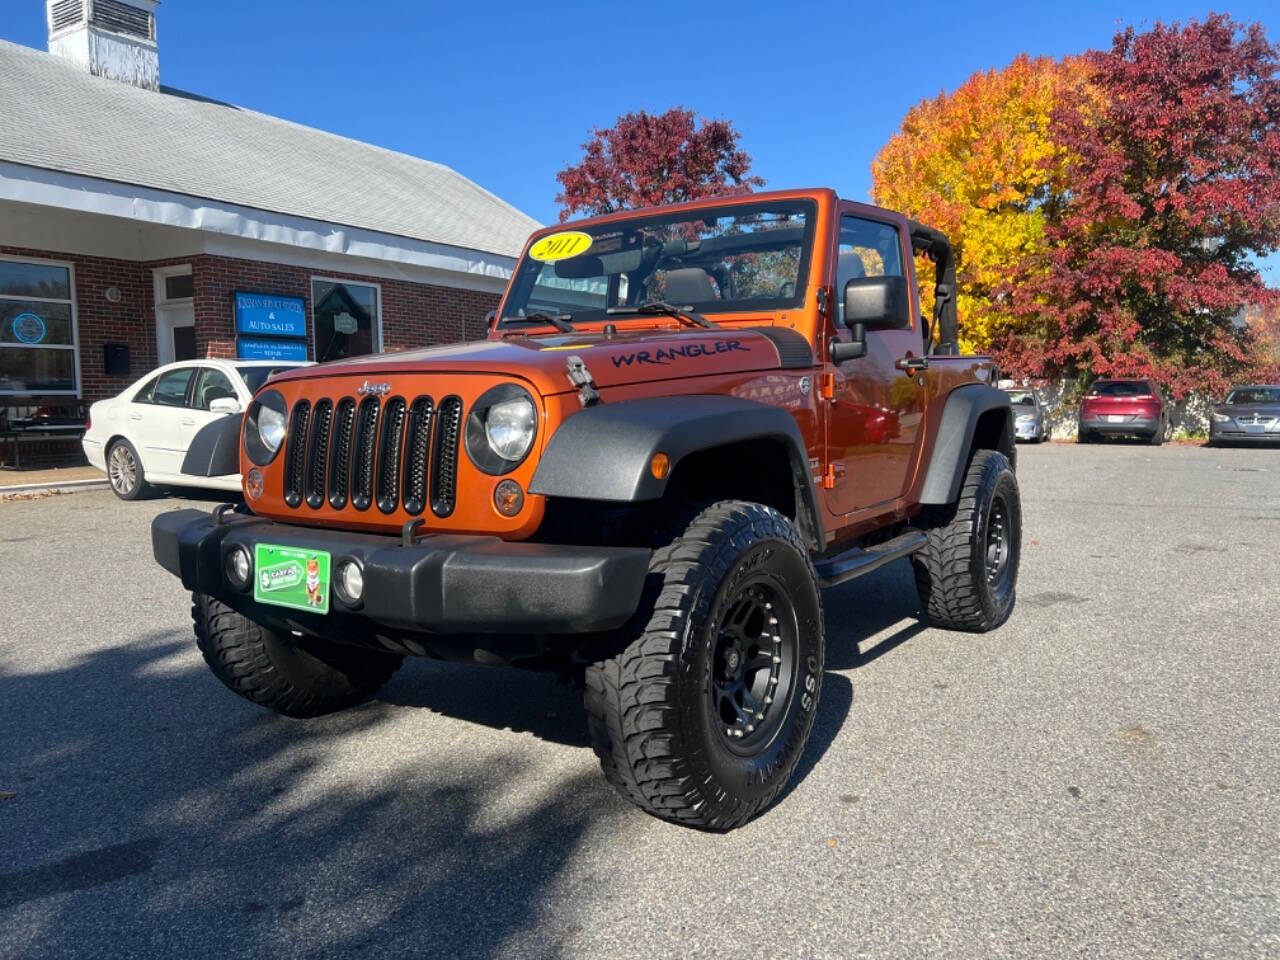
top-left (357, 380), bottom-right (391, 397)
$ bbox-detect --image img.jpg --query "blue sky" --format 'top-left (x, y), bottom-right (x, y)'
top-left (3, 0), bottom-right (1277, 278)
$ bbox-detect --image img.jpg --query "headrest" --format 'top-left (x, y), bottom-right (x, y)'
top-left (837, 251), bottom-right (867, 281)
top-left (662, 267), bottom-right (717, 305)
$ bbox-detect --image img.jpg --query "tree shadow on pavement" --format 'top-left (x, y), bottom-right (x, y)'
top-left (0, 633), bottom-right (623, 960)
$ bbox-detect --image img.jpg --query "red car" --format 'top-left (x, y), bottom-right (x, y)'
top-left (1078, 378), bottom-right (1168, 445)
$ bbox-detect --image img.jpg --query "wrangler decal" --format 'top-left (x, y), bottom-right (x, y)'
top-left (610, 339), bottom-right (748, 368)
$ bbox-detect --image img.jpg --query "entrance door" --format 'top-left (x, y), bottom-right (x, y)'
top-left (157, 304), bottom-right (196, 364)
top-left (826, 209), bottom-right (927, 513)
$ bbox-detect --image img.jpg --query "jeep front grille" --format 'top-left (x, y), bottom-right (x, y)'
top-left (281, 393), bottom-right (463, 517)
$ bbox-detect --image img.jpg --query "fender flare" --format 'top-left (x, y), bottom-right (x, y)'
top-left (528, 395), bottom-right (824, 546)
top-left (181, 414), bottom-right (243, 478)
top-left (918, 383), bottom-right (1014, 505)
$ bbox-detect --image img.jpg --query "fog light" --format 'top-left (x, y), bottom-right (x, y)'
top-left (335, 560), bottom-right (364, 605)
top-left (245, 468), bottom-right (263, 500)
top-left (225, 546), bottom-right (251, 589)
top-left (493, 479), bottom-right (524, 517)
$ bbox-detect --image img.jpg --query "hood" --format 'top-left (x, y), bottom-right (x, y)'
top-left (1214, 402), bottom-right (1280, 417)
top-left (266, 327), bottom-right (807, 396)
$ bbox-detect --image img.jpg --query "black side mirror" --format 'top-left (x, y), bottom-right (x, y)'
top-left (844, 275), bottom-right (910, 330)
top-left (830, 323), bottom-right (867, 364)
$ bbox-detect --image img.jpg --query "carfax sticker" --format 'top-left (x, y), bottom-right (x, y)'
top-left (528, 231), bottom-right (593, 262)
top-left (254, 544), bottom-right (330, 615)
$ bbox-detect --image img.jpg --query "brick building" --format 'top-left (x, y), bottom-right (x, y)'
top-left (0, 1), bottom-right (538, 413)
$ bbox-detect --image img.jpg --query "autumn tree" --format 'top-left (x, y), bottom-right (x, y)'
top-left (872, 55), bottom-right (1086, 352)
top-left (1004, 15), bottom-right (1280, 394)
top-left (555, 108), bottom-right (763, 221)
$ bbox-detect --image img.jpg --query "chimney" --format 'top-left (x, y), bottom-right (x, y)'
top-left (46, 0), bottom-right (159, 91)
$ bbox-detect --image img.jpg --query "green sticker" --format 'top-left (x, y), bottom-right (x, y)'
top-left (254, 544), bottom-right (330, 614)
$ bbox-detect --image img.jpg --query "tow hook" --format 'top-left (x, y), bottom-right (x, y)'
top-left (565, 355), bottom-right (601, 407)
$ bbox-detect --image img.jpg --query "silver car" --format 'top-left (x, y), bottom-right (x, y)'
top-left (1006, 389), bottom-right (1048, 443)
top-left (1208, 385), bottom-right (1280, 446)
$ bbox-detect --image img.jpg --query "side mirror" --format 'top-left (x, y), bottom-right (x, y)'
top-left (208, 397), bottom-right (242, 415)
top-left (844, 275), bottom-right (911, 330)
top-left (830, 323), bottom-right (867, 364)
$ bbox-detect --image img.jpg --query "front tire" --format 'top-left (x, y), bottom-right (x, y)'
top-left (192, 593), bottom-right (402, 717)
top-left (912, 449), bottom-right (1021, 632)
top-left (107, 439), bottom-right (149, 500)
top-left (585, 501), bottom-right (824, 830)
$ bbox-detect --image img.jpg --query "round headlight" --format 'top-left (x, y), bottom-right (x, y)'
top-left (486, 397), bottom-right (537, 461)
top-left (466, 384), bottom-right (538, 474)
top-left (245, 389), bottom-right (288, 466)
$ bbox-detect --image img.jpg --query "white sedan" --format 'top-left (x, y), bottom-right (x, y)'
top-left (82, 359), bottom-right (307, 500)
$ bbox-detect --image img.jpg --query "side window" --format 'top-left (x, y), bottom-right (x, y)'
top-left (193, 368), bottom-right (237, 410)
top-left (153, 367), bottom-right (195, 407)
top-left (836, 215), bottom-right (905, 327)
top-left (133, 375), bottom-right (159, 404)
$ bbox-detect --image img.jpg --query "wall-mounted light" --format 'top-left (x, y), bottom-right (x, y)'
top-left (104, 286), bottom-right (122, 303)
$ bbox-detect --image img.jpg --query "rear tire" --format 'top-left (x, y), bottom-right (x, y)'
top-left (912, 450), bottom-right (1021, 632)
top-left (1148, 422), bottom-right (1165, 445)
top-left (192, 593), bottom-right (402, 717)
top-left (584, 501), bottom-right (824, 830)
top-left (107, 439), bottom-right (150, 500)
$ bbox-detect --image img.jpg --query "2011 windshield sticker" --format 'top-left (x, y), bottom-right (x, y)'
top-left (611, 340), bottom-right (747, 368)
top-left (528, 231), bottom-right (593, 262)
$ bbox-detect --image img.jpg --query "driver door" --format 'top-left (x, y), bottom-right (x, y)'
top-left (826, 209), bottom-right (927, 514)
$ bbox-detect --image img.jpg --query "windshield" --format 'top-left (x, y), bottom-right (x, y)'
top-left (238, 365), bottom-right (301, 393)
top-left (1226, 387), bottom-right (1280, 405)
top-left (500, 200), bottom-right (816, 325)
top-left (1088, 381), bottom-right (1150, 397)
top-left (1005, 391), bottom-right (1036, 406)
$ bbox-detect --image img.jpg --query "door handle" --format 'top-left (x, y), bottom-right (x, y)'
top-left (181, 418), bottom-right (196, 427)
top-left (128, 413), bottom-right (143, 421)
top-left (895, 356), bottom-right (929, 374)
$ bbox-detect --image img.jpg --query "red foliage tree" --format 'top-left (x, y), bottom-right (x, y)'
top-left (555, 108), bottom-right (764, 221)
top-left (1000, 15), bottom-right (1280, 395)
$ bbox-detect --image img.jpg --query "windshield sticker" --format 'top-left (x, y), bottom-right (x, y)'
top-left (528, 231), bottom-right (593, 262)
top-left (611, 339), bottom-right (747, 368)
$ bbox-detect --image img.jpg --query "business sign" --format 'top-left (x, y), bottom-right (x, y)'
top-left (236, 337), bottom-right (308, 362)
top-left (12, 312), bottom-right (47, 344)
top-left (234, 292), bottom-right (306, 337)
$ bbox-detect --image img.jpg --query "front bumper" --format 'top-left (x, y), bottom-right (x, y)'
top-left (152, 509), bottom-right (652, 649)
top-left (1014, 420), bottom-right (1042, 440)
top-left (1210, 424), bottom-right (1280, 444)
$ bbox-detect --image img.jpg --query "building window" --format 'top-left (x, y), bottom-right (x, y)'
top-left (312, 278), bottom-right (380, 363)
top-left (0, 257), bottom-right (78, 395)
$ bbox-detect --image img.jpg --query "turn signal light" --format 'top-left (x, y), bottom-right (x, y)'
top-left (494, 479), bottom-right (524, 517)
top-left (650, 452), bottom-right (670, 480)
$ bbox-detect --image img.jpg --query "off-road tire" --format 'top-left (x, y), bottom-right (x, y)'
top-left (107, 438), bottom-right (150, 500)
top-left (192, 593), bottom-right (402, 717)
top-left (585, 501), bottom-right (824, 830)
top-left (912, 449), bottom-right (1021, 632)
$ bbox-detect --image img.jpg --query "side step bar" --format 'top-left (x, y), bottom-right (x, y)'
top-left (815, 529), bottom-right (928, 588)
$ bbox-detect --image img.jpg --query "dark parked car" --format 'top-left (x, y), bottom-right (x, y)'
top-left (1208, 385), bottom-right (1280, 446)
top-left (1078, 378), bottom-right (1168, 445)
top-left (1005, 389), bottom-right (1047, 442)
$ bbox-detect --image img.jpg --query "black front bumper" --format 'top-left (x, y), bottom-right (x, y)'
top-left (152, 509), bottom-right (652, 650)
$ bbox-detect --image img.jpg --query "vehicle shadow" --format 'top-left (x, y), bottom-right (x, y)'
top-left (0, 633), bottom-right (621, 960)
top-left (822, 558), bottom-right (928, 670)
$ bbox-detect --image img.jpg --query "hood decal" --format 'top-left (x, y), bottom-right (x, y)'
top-left (609, 339), bottom-right (748, 368)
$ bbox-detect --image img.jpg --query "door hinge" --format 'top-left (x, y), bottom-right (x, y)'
top-left (820, 372), bottom-right (836, 400)
top-left (822, 464), bottom-right (837, 489)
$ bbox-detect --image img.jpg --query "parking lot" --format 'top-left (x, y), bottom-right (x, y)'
top-left (2, 442), bottom-right (1278, 959)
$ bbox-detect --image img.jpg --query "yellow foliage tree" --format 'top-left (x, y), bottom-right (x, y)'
top-left (872, 55), bottom-right (1089, 353)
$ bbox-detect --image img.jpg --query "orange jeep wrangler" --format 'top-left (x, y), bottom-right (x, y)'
top-left (154, 188), bottom-right (1020, 830)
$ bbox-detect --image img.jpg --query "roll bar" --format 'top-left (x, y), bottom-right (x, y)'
top-left (908, 220), bottom-right (959, 356)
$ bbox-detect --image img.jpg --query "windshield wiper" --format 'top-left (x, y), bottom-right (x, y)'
top-left (503, 311), bottom-right (576, 333)
top-left (606, 301), bottom-right (714, 329)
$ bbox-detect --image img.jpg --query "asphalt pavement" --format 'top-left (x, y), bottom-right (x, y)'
top-left (2, 443), bottom-right (1278, 959)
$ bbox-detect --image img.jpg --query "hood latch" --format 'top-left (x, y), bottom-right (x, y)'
top-left (565, 354), bottom-right (600, 407)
